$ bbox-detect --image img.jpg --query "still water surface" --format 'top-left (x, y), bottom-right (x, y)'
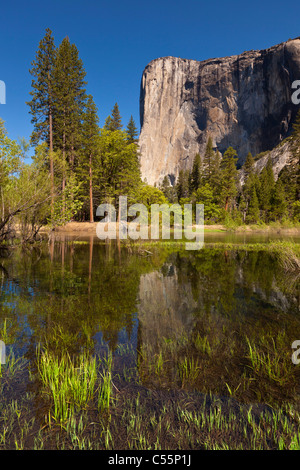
top-left (0, 232), bottom-right (299, 407)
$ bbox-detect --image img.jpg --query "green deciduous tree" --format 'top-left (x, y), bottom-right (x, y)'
top-left (0, 120), bottom-right (51, 243)
top-left (50, 173), bottom-right (83, 227)
top-left (136, 185), bottom-right (167, 208)
top-left (98, 128), bottom-right (141, 210)
top-left (193, 183), bottom-right (221, 221)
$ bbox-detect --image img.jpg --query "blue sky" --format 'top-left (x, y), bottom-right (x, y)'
top-left (0, 0), bottom-right (299, 154)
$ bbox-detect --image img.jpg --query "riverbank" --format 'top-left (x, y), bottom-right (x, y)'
top-left (43, 221), bottom-right (300, 236)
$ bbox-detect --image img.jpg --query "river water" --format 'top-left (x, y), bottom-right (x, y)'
top-left (0, 232), bottom-right (299, 408)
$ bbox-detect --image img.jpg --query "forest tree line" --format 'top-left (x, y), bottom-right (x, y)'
top-left (160, 132), bottom-right (300, 226)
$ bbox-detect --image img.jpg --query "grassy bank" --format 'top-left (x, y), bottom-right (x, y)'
top-left (125, 239), bottom-right (300, 273)
top-left (39, 220), bottom-right (300, 236)
top-left (1, 348), bottom-right (300, 450)
top-left (1, 313), bottom-right (300, 450)
top-left (225, 221), bottom-right (300, 233)
top-left (202, 240), bottom-right (300, 272)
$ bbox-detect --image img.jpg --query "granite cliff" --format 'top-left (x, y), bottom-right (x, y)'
top-left (139, 38), bottom-right (300, 186)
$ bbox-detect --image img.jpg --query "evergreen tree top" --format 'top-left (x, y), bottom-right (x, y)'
top-left (103, 103), bottom-right (122, 132)
top-left (126, 115), bottom-right (138, 143)
top-left (292, 108), bottom-right (300, 135)
top-left (82, 95), bottom-right (99, 144)
top-left (111, 103), bottom-right (122, 131)
top-left (243, 152), bottom-right (255, 177)
top-left (26, 28), bottom-right (56, 146)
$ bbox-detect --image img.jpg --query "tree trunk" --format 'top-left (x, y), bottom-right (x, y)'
top-left (89, 153), bottom-right (94, 223)
top-left (62, 130), bottom-right (66, 220)
top-left (49, 107), bottom-right (54, 220)
top-left (225, 196), bottom-right (229, 212)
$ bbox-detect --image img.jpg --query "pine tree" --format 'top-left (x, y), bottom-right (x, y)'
top-left (104, 103), bottom-right (122, 131)
top-left (126, 115), bottom-right (138, 143)
top-left (82, 95), bottom-right (100, 222)
top-left (246, 185), bottom-right (260, 223)
top-left (160, 175), bottom-right (177, 202)
top-left (277, 166), bottom-right (297, 216)
top-left (220, 146), bottom-right (238, 211)
top-left (242, 152), bottom-right (256, 217)
top-left (291, 108), bottom-right (300, 200)
top-left (210, 149), bottom-right (222, 202)
top-left (103, 104), bottom-right (122, 132)
top-left (27, 28), bottom-right (56, 216)
top-left (258, 157), bottom-right (275, 221)
top-left (243, 152), bottom-right (255, 178)
top-left (190, 153), bottom-right (202, 192)
top-left (202, 136), bottom-right (214, 183)
top-left (52, 36), bottom-right (87, 212)
top-left (103, 115), bottom-right (113, 131)
top-left (176, 170), bottom-right (190, 201)
top-left (271, 178), bottom-right (287, 220)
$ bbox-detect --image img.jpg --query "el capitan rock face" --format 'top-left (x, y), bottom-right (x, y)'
top-left (139, 38), bottom-right (300, 186)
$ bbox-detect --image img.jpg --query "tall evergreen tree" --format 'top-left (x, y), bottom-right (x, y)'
top-left (291, 108), bottom-right (300, 200)
top-left (160, 175), bottom-right (177, 202)
top-left (277, 165), bottom-right (297, 216)
top-left (243, 152), bottom-right (255, 178)
top-left (103, 104), bottom-right (122, 132)
top-left (126, 115), bottom-right (138, 143)
top-left (246, 185), bottom-right (260, 223)
top-left (176, 169), bottom-right (190, 201)
top-left (111, 103), bottom-right (122, 130)
top-left (202, 136), bottom-right (214, 183)
top-left (104, 102), bottom-right (122, 132)
top-left (209, 149), bottom-right (222, 201)
top-left (271, 178), bottom-right (287, 220)
top-left (27, 28), bottom-right (56, 216)
top-left (52, 36), bottom-right (87, 207)
top-left (82, 95), bottom-right (100, 222)
top-left (258, 157), bottom-right (275, 221)
top-left (190, 153), bottom-right (202, 192)
top-left (220, 146), bottom-right (238, 211)
top-left (242, 152), bottom-right (257, 218)
top-left (103, 115), bottom-right (113, 131)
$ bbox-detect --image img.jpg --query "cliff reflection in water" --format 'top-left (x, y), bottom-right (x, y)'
top-left (0, 236), bottom-right (299, 400)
